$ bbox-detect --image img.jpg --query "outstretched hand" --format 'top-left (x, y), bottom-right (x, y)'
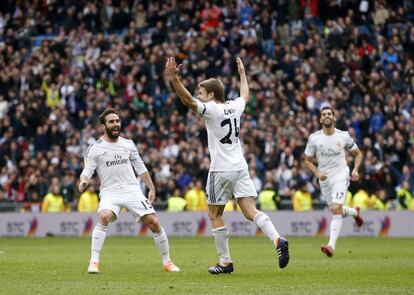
top-left (236, 57), bottom-right (245, 76)
top-left (165, 57), bottom-right (182, 81)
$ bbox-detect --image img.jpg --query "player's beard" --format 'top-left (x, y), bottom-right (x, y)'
top-left (322, 118), bottom-right (334, 128)
top-left (105, 126), bottom-right (120, 139)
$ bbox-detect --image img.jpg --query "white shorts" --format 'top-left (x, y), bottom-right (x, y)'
top-left (98, 190), bottom-right (155, 222)
top-left (319, 175), bottom-right (350, 205)
top-left (206, 170), bottom-right (258, 205)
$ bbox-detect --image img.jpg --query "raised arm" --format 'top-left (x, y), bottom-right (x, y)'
top-left (165, 57), bottom-right (197, 112)
top-left (236, 57), bottom-right (249, 102)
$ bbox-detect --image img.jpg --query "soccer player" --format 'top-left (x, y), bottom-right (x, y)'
top-left (164, 56), bottom-right (290, 273)
top-left (79, 108), bottom-right (180, 274)
top-left (304, 106), bottom-right (364, 257)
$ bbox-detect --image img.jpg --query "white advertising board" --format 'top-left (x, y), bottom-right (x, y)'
top-left (0, 211), bottom-right (413, 237)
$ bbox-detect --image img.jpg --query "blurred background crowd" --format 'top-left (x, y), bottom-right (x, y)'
top-left (1, 0), bottom-right (414, 213)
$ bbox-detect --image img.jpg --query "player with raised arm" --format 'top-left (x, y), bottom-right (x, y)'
top-left (164, 56), bottom-right (289, 273)
top-left (79, 108), bottom-right (180, 273)
top-left (304, 106), bottom-right (364, 257)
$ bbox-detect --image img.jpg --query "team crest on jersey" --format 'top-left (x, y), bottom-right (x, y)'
top-left (336, 141), bottom-right (342, 147)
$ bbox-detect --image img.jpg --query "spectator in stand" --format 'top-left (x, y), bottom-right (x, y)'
top-left (258, 182), bottom-right (279, 211)
top-left (0, 0), bottom-right (413, 213)
top-left (184, 180), bottom-right (207, 211)
top-left (292, 181), bottom-right (312, 211)
top-left (41, 184), bottom-right (65, 212)
top-left (397, 181), bottom-right (413, 210)
top-left (166, 188), bottom-right (187, 212)
top-left (78, 184), bottom-right (99, 212)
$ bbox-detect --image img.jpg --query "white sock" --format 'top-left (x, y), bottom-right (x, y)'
top-left (153, 227), bottom-right (171, 265)
top-left (343, 207), bottom-right (357, 217)
top-left (91, 223), bottom-right (107, 262)
top-left (254, 212), bottom-right (280, 245)
top-left (328, 215), bottom-right (343, 250)
top-left (212, 226), bottom-right (232, 265)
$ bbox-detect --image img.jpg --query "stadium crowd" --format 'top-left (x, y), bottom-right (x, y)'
top-left (0, 0), bottom-right (414, 212)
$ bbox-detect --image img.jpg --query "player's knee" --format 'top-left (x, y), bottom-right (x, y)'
top-left (98, 211), bottom-right (114, 225)
top-left (100, 215), bottom-right (111, 225)
top-left (241, 208), bottom-right (255, 221)
top-left (236, 198), bottom-right (257, 219)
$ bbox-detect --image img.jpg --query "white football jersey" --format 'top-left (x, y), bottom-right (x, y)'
top-left (196, 97), bottom-right (248, 171)
top-left (304, 129), bottom-right (358, 177)
top-left (80, 137), bottom-right (148, 194)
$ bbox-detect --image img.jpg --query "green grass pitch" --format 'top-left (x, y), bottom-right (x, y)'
top-left (0, 237), bottom-right (413, 294)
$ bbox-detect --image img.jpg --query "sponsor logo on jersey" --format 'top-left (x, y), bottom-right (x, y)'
top-left (106, 154), bottom-right (128, 167)
top-left (319, 148), bottom-right (341, 158)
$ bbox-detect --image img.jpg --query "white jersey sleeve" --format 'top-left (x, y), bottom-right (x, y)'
top-left (304, 135), bottom-right (316, 157)
top-left (196, 99), bottom-right (217, 119)
top-left (234, 96), bottom-right (246, 113)
top-left (128, 140), bottom-right (148, 175)
top-left (196, 99), bottom-right (207, 116)
top-left (80, 143), bottom-right (98, 179)
top-left (344, 132), bottom-right (358, 151)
